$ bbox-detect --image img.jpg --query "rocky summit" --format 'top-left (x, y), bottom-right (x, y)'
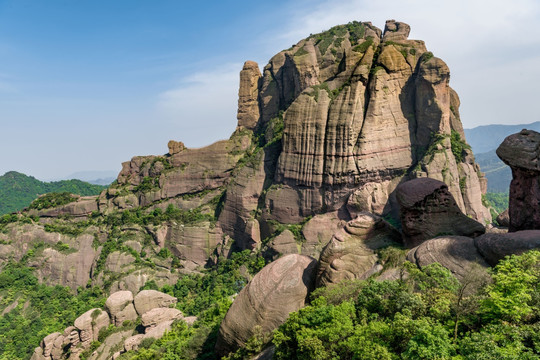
top-left (7, 19), bottom-right (534, 360)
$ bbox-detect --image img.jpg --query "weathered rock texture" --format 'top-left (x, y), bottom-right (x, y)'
top-left (105, 291), bottom-right (137, 327)
top-left (407, 236), bottom-right (489, 281)
top-left (496, 129), bottom-right (540, 231)
top-left (34, 290), bottom-right (191, 360)
top-left (12, 19), bottom-right (490, 288)
top-left (317, 212), bottom-right (402, 286)
top-left (397, 178), bottom-right (485, 247)
top-left (474, 230), bottom-right (540, 266)
top-left (134, 290), bottom-right (177, 316)
top-left (496, 209), bottom-right (509, 227)
top-left (237, 61), bottom-right (262, 130)
top-left (216, 254), bottom-right (317, 357)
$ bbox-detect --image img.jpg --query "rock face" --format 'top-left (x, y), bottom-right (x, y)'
top-left (496, 129), bottom-right (540, 231)
top-left (35, 290), bottom-right (190, 360)
top-left (141, 307), bottom-right (183, 330)
top-left (396, 178), bottom-right (485, 247)
top-left (256, 19), bottom-right (489, 227)
top-left (407, 236), bottom-right (489, 281)
top-left (496, 209), bottom-right (509, 227)
top-left (74, 308), bottom-right (110, 348)
top-left (237, 61), bottom-right (262, 130)
top-left (317, 212), bottom-right (402, 286)
top-left (133, 290), bottom-right (177, 316)
top-left (215, 254), bottom-right (317, 357)
top-left (105, 291), bottom-right (137, 327)
top-left (474, 230), bottom-right (540, 266)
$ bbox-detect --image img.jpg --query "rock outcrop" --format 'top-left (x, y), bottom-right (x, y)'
top-left (105, 291), bottom-right (137, 327)
top-left (10, 19), bottom-right (491, 289)
top-left (396, 178), bottom-right (485, 247)
top-left (407, 236), bottom-right (489, 281)
top-left (215, 254), bottom-right (317, 357)
top-left (317, 212), bottom-right (402, 286)
top-left (496, 129), bottom-right (540, 231)
top-left (496, 209), bottom-right (509, 227)
top-left (133, 290), bottom-right (177, 316)
top-left (33, 290), bottom-right (193, 360)
top-left (237, 61), bottom-right (262, 130)
top-left (474, 230), bottom-right (540, 266)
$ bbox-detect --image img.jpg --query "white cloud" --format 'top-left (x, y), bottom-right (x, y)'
top-left (156, 63), bottom-right (242, 147)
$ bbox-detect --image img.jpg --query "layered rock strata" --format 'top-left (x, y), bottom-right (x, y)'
top-left (496, 129), bottom-right (540, 231)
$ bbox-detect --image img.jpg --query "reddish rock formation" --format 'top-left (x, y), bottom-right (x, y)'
top-left (474, 230), bottom-right (540, 266)
top-left (496, 129), bottom-right (540, 231)
top-left (237, 61), bottom-right (262, 130)
top-left (215, 254), bottom-right (317, 357)
top-left (496, 209), bottom-right (509, 227)
top-left (397, 178), bottom-right (485, 247)
top-left (407, 236), bottom-right (489, 281)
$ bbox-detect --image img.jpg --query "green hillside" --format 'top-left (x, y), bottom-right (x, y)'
top-left (0, 171), bottom-right (107, 215)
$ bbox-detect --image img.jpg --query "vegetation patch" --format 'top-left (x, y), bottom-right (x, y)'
top-left (352, 37), bottom-right (374, 53)
top-left (450, 129), bottom-right (471, 162)
top-left (29, 192), bottom-right (78, 211)
top-left (421, 51), bottom-right (434, 63)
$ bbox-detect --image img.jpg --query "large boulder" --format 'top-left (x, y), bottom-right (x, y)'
top-left (496, 129), bottom-right (540, 231)
top-left (496, 209), bottom-right (510, 227)
top-left (407, 236), bottom-right (489, 281)
top-left (133, 290), bottom-right (177, 316)
top-left (317, 212), bottom-right (402, 287)
top-left (474, 230), bottom-right (540, 266)
top-left (74, 308), bottom-right (110, 349)
top-left (104, 291), bottom-right (137, 327)
top-left (141, 307), bottom-right (183, 330)
top-left (396, 178), bottom-right (485, 247)
top-left (215, 254), bottom-right (317, 357)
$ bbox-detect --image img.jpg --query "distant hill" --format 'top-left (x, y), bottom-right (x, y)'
top-left (48, 170), bottom-right (118, 186)
top-left (464, 121), bottom-right (540, 193)
top-left (0, 171), bottom-right (107, 215)
top-left (474, 150), bottom-right (511, 193)
top-left (464, 121), bottom-right (540, 154)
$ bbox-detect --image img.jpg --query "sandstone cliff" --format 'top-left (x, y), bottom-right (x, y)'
top-left (0, 19), bottom-right (489, 293)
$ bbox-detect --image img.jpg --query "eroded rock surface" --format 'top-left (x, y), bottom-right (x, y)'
top-left (105, 291), bottom-right (137, 327)
top-left (407, 236), bottom-right (489, 281)
top-left (397, 178), bottom-right (485, 247)
top-left (474, 230), bottom-right (540, 266)
top-left (133, 290), bottom-right (177, 316)
top-left (215, 254), bottom-right (317, 357)
top-left (497, 129), bottom-right (540, 231)
top-left (317, 212), bottom-right (402, 287)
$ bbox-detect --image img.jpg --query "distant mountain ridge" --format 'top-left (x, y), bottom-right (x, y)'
top-left (464, 121), bottom-right (540, 154)
top-left (0, 171), bottom-right (106, 215)
top-left (465, 121), bottom-right (540, 192)
top-left (47, 170), bottom-right (118, 185)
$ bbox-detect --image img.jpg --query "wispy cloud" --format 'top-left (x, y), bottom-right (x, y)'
top-left (156, 63), bottom-right (242, 147)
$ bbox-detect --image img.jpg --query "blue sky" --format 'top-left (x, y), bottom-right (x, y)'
top-left (1, 0), bottom-right (539, 180)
